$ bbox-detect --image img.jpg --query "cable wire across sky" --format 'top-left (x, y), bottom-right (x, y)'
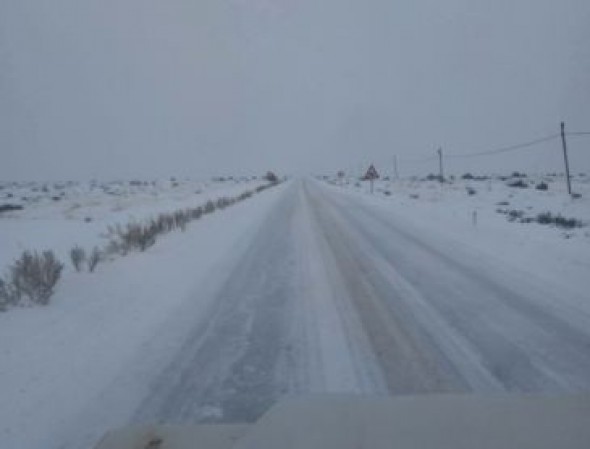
top-left (397, 130), bottom-right (590, 165)
top-left (446, 134), bottom-right (561, 159)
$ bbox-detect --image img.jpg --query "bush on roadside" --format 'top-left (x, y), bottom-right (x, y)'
top-left (0, 277), bottom-right (9, 311)
top-left (264, 171), bottom-right (278, 183)
top-left (88, 247), bottom-right (101, 273)
top-left (203, 200), bottom-right (216, 214)
top-left (507, 209), bottom-right (525, 221)
top-left (535, 182), bottom-right (549, 191)
top-left (7, 251), bottom-right (63, 305)
top-left (70, 245), bottom-right (86, 272)
top-left (507, 179), bottom-right (528, 188)
top-left (117, 223), bottom-right (157, 252)
top-left (536, 212), bottom-right (583, 229)
top-left (0, 204), bottom-right (24, 213)
top-left (238, 191), bottom-right (253, 201)
top-left (98, 181), bottom-right (282, 270)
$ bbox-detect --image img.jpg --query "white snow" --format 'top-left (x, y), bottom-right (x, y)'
top-left (1, 174), bottom-right (590, 449)
top-left (324, 173), bottom-right (590, 300)
top-left (0, 178), bottom-right (285, 449)
top-left (0, 177), bottom-right (265, 275)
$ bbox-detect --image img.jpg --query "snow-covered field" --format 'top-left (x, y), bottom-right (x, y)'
top-left (0, 177), bottom-right (265, 276)
top-left (323, 173), bottom-right (590, 296)
top-left (0, 177), bottom-right (284, 449)
top-left (1, 175), bottom-right (590, 449)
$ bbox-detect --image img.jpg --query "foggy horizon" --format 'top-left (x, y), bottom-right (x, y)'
top-left (1, 0), bottom-right (589, 181)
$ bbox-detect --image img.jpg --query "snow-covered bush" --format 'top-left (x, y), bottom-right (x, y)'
top-left (238, 191), bottom-right (253, 201)
top-left (105, 239), bottom-right (127, 257)
top-left (8, 251), bottom-right (63, 305)
top-left (174, 210), bottom-right (189, 231)
top-left (97, 181), bottom-right (280, 266)
top-left (0, 204), bottom-right (24, 213)
top-left (118, 223), bottom-right (157, 252)
top-left (88, 247), bottom-right (101, 273)
top-left (203, 200), bottom-right (216, 214)
top-left (264, 171), bottom-right (278, 183)
top-left (190, 206), bottom-right (203, 220)
top-left (216, 197), bottom-right (234, 210)
top-left (70, 245), bottom-right (86, 272)
top-left (536, 212), bottom-right (583, 229)
top-left (507, 179), bottom-right (528, 188)
top-left (536, 182), bottom-right (549, 191)
top-left (0, 277), bottom-right (9, 311)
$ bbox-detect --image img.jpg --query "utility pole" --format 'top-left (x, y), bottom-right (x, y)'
top-left (560, 121), bottom-right (572, 195)
top-left (437, 147), bottom-right (444, 183)
top-left (393, 155), bottom-right (399, 180)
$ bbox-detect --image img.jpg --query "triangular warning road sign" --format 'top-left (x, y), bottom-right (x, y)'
top-left (363, 164), bottom-right (379, 180)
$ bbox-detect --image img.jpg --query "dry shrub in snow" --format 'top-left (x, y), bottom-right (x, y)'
top-left (88, 247), bottom-right (101, 272)
top-left (536, 182), bottom-right (549, 191)
top-left (174, 210), bottom-right (189, 231)
top-left (264, 171), bottom-right (278, 183)
top-left (0, 278), bottom-right (9, 311)
top-left (238, 191), bottom-right (253, 201)
top-left (118, 223), bottom-right (157, 252)
top-left (105, 238), bottom-right (127, 257)
top-left (216, 197), bottom-right (233, 210)
top-left (0, 183), bottom-right (285, 313)
top-left (190, 207), bottom-right (203, 220)
top-left (203, 200), bottom-right (216, 214)
top-left (70, 245), bottom-right (86, 272)
top-left (100, 182), bottom-right (280, 262)
top-left (507, 179), bottom-right (528, 189)
top-left (7, 251), bottom-right (63, 305)
top-left (536, 212), bottom-right (583, 229)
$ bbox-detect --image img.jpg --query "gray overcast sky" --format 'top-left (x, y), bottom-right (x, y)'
top-left (1, 0), bottom-right (589, 180)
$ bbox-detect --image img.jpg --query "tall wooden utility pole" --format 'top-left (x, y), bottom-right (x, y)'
top-left (560, 122), bottom-right (572, 195)
top-left (437, 147), bottom-right (444, 183)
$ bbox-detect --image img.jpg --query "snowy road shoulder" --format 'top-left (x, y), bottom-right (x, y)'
top-left (0, 181), bottom-right (289, 449)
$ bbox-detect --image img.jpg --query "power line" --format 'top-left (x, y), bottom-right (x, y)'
top-left (446, 133), bottom-right (560, 159)
top-left (398, 155), bottom-right (438, 164)
top-left (384, 128), bottom-right (589, 169)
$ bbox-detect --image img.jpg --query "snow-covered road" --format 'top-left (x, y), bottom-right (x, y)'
top-left (4, 178), bottom-right (590, 449)
top-left (125, 179), bottom-right (590, 422)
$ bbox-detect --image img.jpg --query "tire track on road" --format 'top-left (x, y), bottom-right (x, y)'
top-left (315, 181), bottom-right (590, 393)
top-left (305, 182), bottom-right (467, 394)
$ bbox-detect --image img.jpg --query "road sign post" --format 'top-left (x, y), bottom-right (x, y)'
top-left (363, 164), bottom-right (380, 194)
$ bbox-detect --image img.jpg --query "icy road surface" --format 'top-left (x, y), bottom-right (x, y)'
top-left (135, 179), bottom-right (590, 420)
top-left (7, 179), bottom-right (590, 449)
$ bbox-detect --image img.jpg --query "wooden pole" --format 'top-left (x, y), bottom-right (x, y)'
top-left (560, 122), bottom-right (572, 195)
top-left (437, 147), bottom-right (444, 183)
